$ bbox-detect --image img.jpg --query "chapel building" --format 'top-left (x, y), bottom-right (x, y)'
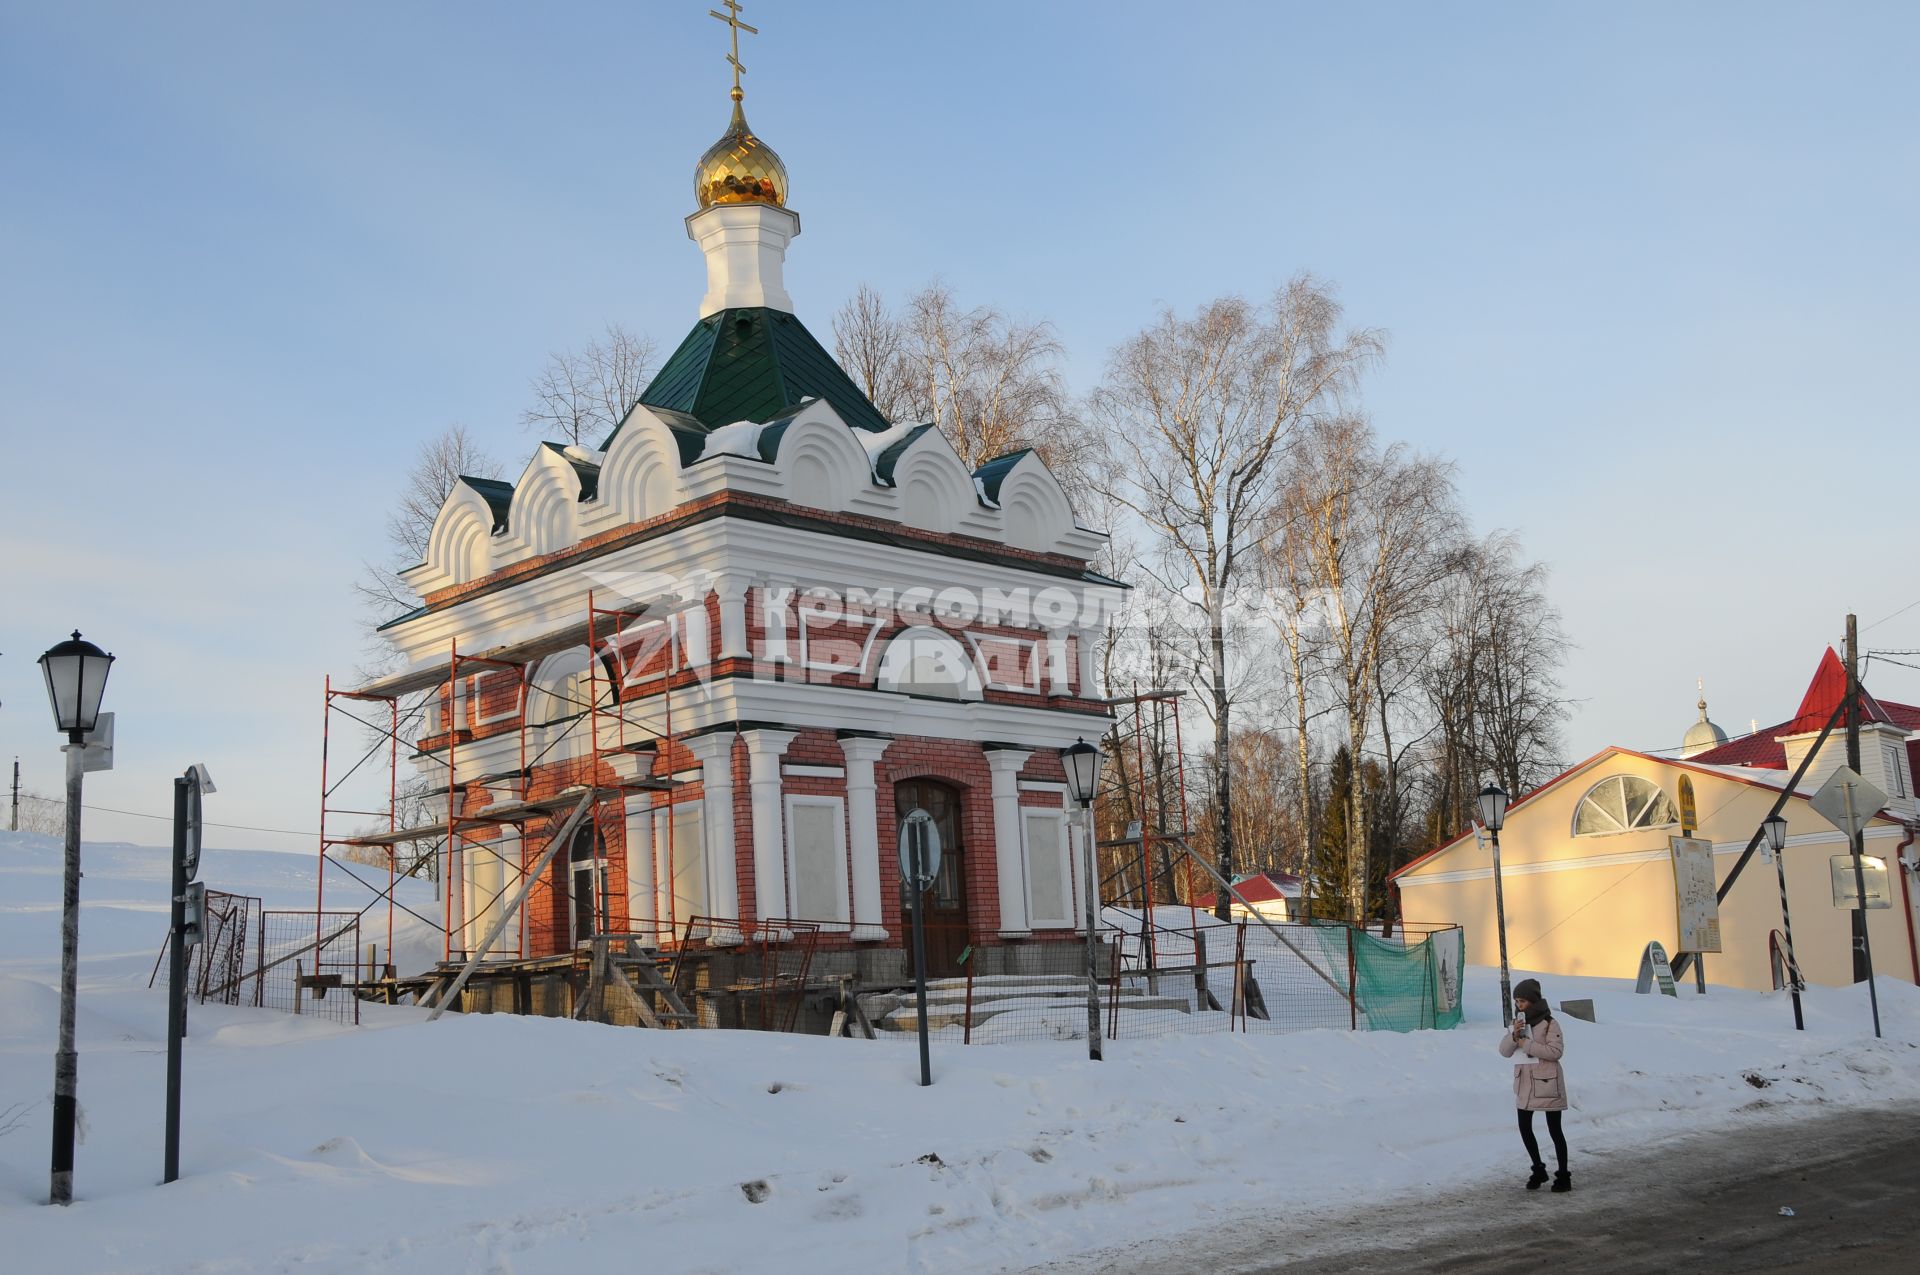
top-left (353, 71), bottom-right (1123, 979)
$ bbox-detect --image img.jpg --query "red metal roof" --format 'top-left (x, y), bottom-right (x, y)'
top-left (1689, 648), bottom-right (1920, 770)
top-left (1196, 870), bottom-right (1301, 909)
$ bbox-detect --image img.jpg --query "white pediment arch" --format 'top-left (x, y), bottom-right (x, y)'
top-left (888, 428), bottom-right (972, 535)
top-left (507, 447), bottom-right (585, 558)
top-left (423, 481), bottom-right (500, 586)
top-left (994, 453), bottom-right (1076, 553)
top-left (598, 406), bottom-right (688, 525)
top-left (768, 402), bottom-right (870, 515)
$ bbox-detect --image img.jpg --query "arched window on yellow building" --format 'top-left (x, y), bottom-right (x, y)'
top-left (1573, 775), bottom-right (1679, 836)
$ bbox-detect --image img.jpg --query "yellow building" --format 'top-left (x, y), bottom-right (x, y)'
top-left (1393, 653), bottom-right (1919, 992)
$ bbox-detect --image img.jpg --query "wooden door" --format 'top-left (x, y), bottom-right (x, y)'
top-left (567, 824), bottom-right (605, 946)
top-left (894, 779), bottom-right (970, 976)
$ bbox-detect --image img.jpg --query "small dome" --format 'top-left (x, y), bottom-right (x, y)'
top-left (1682, 686), bottom-right (1729, 758)
top-left (694, 96), bottom-right (787, 210)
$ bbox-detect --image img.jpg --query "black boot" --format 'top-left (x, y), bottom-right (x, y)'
top-left (1551, 1170), bottom-right (1572, 1193)
top-left (1526, 1163), bottom-right (1549, 1190)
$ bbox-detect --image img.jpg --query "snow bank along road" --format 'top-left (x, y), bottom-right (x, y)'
top-left (2, 831), bottom-right (1917, 1274)
top-left (1087, 1102), bottom-right (1920, 1274)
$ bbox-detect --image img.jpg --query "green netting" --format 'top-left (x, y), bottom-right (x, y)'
top-left (1300, 923), bottom-right (1466, 1032)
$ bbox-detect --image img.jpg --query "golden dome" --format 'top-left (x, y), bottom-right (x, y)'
top-left (694, 95), bottom-right (788, 210)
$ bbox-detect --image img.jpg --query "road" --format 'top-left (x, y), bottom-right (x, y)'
top-left (1067, 1103), bottom-right (1920, 1275)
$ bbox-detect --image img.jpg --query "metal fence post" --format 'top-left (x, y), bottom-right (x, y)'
top-left (1347, 925), bottom-right (1358, 1031)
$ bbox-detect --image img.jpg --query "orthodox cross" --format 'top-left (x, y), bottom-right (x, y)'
top-left (710, 1), bottom-right (758, 100)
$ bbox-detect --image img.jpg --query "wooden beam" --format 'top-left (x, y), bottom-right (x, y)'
top-left (426, 790), bottom-right (596, 1021)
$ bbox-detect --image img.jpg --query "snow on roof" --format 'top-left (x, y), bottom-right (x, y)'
top-left (697, 419), bottom-right (767, 461)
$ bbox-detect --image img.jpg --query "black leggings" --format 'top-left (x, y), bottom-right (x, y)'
top-left (1518, 1109), bottom-right (1567, 1171)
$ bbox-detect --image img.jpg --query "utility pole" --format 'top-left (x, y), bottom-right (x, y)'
top-left (1844, 614), bottom-right (1868, 983)
top-left (10, 757), bottom-right (19, 832)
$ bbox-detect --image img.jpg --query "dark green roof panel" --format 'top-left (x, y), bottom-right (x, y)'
top-left (638, 307), bottom-right (890, 436)
top-left (970, 449), bottom-right (1034, 504)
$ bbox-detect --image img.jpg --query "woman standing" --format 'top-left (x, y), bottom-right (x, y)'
top-left (1498, 977), bottom-right (1570, 1192)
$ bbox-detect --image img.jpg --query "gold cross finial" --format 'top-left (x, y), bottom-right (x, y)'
top-left (710, 0), bottom-right (758, 102)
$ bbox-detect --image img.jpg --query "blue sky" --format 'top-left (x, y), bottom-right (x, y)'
top-left (2, 2), bottom-right (1916, 851)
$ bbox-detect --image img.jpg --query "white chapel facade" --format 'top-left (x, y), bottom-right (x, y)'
top-left (378, 65), bottom-right (1122, 973)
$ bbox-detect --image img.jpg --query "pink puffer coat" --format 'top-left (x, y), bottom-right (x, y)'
top-left (1498, 1017), bottom-right (1567, 1111)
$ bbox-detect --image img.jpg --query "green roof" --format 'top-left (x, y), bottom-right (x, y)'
top-left (970, 449), bottom-right (1034, 504)
top-left (638, 307), bottom-right (890, 436)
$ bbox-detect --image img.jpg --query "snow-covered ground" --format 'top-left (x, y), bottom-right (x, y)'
top-left (2, 828), bottom-right (1915, 1274)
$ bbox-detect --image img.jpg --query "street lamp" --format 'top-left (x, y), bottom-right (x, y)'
top-left (1063, 738), bottom-right (1106, 1062)
top-left (1762, 813), bottom-right (1806, 1030)
top-left (37, 631), bottom-right (113, 1207)
top-left (1477, 783), bottom-right (1514, 1026)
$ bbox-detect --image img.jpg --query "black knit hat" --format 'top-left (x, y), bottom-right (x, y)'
top-left (1513, 978), bottom-right (1542, 1003)
top-left (1513, 978), bottom-right (1550, 1023)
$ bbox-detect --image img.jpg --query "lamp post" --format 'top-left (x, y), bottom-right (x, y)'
top-left (1762, 814), bottom-right (1805, 1031)
top-left (1063, 738), bottom-right (1106, 1062)
top-left (1477, 783), bottom-right (1513, 1025)
top-left (37, 631), bottom-right (114, 1206)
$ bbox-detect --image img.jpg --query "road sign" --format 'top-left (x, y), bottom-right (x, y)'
top-left (80, 713), bottom-right (115, 774)
top-left (1809, 766), bottom-right (1888, 842)
top-left (1677, 775), bottom-right (1697, 835)
top-left (1829, 855), bottom-right (1892, 910)
top-left (898, 808), bottom-right (942, 890)
top-left (1636, 940), bottom-right (1678, 997)
top-left (1669, 836), bottom-right (1722, 952)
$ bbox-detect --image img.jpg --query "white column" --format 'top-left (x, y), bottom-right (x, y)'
top-left (1045, 629), bottom-right (1071, 696)
top-left (652, 799), bottom-right (679, 942)
top-left (716, 573), bottom-right (751, 660)
top-left (624, 802), bottom-right (657, 942)
top-left (760, 585), bottom-right (793, 666)
top-left (1073, 626), bottom-right (1097, 697)
top-left (741, 728), bottom-right (798, 924)
top-left (678, 603), bottom-right (711, 668)
top-left (684, 732), bottom-right (741, 943)
top-left (986, 748), bottom-right (1035, 938)
top-left (838, 735), bottom-right (892, 941)
top-left (1068, 810), bottom-right (1089, 933)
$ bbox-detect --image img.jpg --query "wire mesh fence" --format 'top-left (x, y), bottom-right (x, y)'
top-left (148, 889), bottom-right (260, 1005)
top-left (254, 910), bottom-right (362, 1025)
top-left (851, 913), bottom-right (1464, 1045)
top-left (666, 916), bottom-right (822, 1032)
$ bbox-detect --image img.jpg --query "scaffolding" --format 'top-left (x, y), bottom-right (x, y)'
top-left (314, 591), bottom-right (686, 987)
top-left (1098, 687), bottom-right (1198, 969)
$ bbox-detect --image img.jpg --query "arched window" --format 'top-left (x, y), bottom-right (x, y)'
top-left (874, 626), bottom-right (983, 701)
top-left (1573, 775), bottom-right (1678, 836)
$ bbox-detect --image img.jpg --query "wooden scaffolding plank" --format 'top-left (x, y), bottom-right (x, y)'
top-left (335, 783), bottom-right (668, 848)
top-left (351, 602), bottom-right (673, 700)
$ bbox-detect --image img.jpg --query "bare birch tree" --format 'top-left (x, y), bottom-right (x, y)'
top-left (521, 322), bottom-right (656, 447)
top-left (1092, 280), bottom-right (1382, 919)
top-left (832, 281), bottom-right (1089, 491)
top-left (355, 423), bottom-right (505, 622)
top-left (1283, 415), bottom-right (1461, 921)
top-left (1417, 532), bottom-right (1570, 842)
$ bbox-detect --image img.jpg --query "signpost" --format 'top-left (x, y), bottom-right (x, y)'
top-left (165, 764), bottom-right (213, 1184)
top-left (1676, 774), bottom-right (1697, 836)
top-left (898, 809), bottom-right (940, 1087)
top-left (1635, 940), bottom-right (1678, 997)
top-left (1808, 766), bottom-right (1886, 1038)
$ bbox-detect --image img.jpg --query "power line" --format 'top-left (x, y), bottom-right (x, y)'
top-left (1863, 596), bottom-right (1920, 632)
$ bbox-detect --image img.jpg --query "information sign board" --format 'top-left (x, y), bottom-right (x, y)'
top-left (1669, 835), bottom-right (1722, 952)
